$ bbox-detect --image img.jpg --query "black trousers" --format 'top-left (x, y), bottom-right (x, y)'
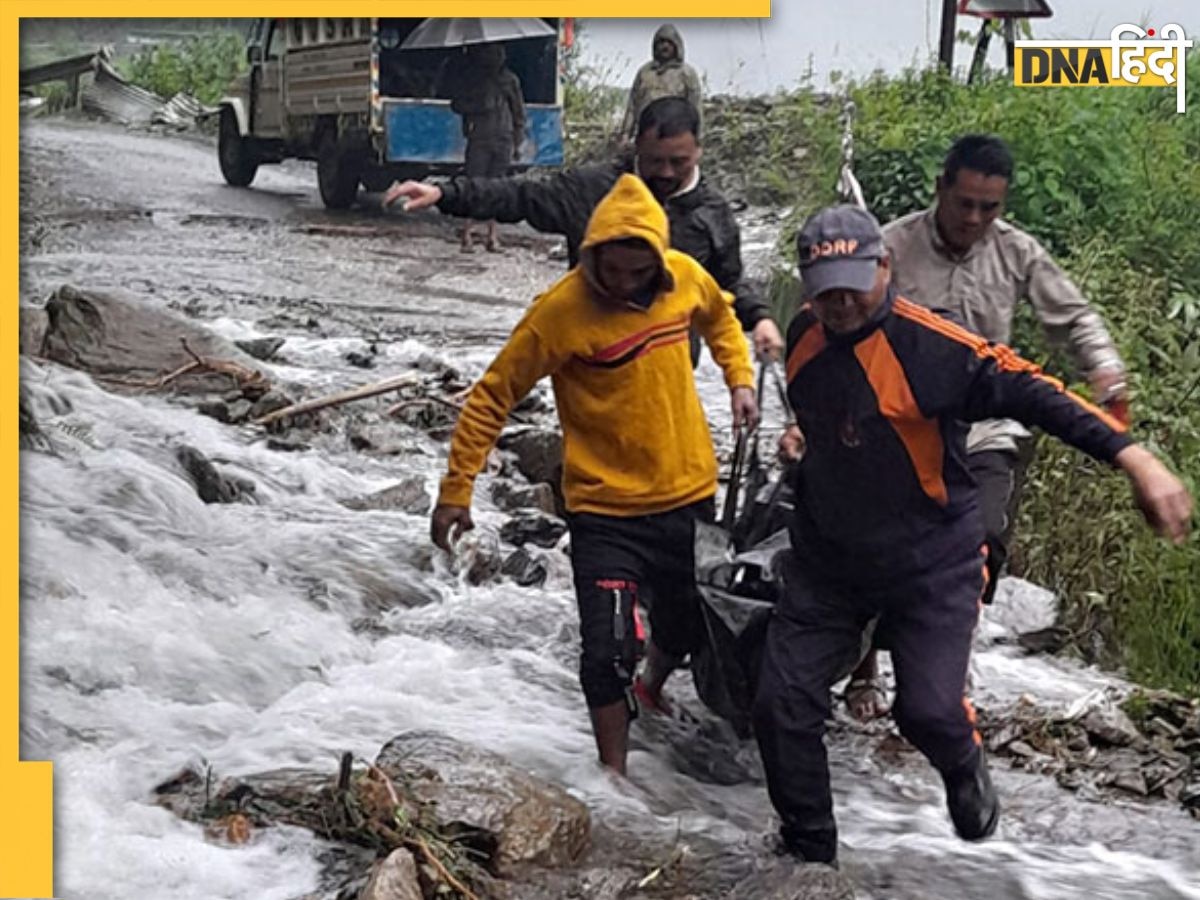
top-left (971, 449), bottom-right (1020, 605)
top-left (567, 499), bottom-right (713, 708)
top-left (753, 547), bottom-right (988, 862)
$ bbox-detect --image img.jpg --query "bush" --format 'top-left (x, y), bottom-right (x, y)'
top-left (560, 25), bottom-right (627, 166)
top-left (119, 31), bottom-right (245, 105)
top-left (720, 59), bottom-right (1200, 693)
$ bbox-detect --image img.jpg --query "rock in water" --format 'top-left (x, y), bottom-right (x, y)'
top-left (41, 284), bottom-right (260, 391)
top-left (498, 428), bottom-right (562, 486)
top-left (500, 513), bottom-right (566, 549)
top-left (235, 336), bottom-right (285, 361)
top-left (176, 445), bottom-right (256, 504)
top-left (501, 549), bottom-right (549, 587)
top-left (342, 477), bottom-right (431, 515)
top-left (375, 731), bottom-right (590, 875)
top-left (360, 848), bottom-right (423, 900)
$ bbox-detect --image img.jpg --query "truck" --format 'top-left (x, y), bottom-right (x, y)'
top-left (217, 18), bottom-right (565, 208)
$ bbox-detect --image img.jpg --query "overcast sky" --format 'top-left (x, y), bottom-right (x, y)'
top-left (579, 1), bottom-right (1198, 95)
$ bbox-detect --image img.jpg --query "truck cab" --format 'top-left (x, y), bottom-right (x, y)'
top-left (217, 18), bottom-right (565, 208)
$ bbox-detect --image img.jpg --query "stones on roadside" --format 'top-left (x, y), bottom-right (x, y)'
top-left (1081, 705), bottom-right (1143, 748)
top-left (1015, 624), bottom-right (1071, 655)
top-left (175, 445), bottom-right (256, 504)
top-left (978, 687), bottom-right (1200, 813)
top-left (499, 512), bottom-right (566, 549)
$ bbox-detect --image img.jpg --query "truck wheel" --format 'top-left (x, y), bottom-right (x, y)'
top-left (359, 168), bottom-right (395, 193)
top-left (218, 107), bottom-right (258, 187)
top-left (317, 136), bottom-right (359, 209)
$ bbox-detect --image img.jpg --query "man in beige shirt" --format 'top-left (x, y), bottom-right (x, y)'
top-left (844, 134), bottom-right (1129, 719)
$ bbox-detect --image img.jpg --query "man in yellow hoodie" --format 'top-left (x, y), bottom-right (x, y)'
top-left (433, 174), bottom-right (758, 774)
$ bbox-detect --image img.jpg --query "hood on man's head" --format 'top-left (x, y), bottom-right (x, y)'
top-left (469, 42), bottom-right (506, 72)
top-left (652, 24), bottom-right (684, 64)
top-left (796, 205), bottom-right (885, 298)
top-left (579, 174), bottom-right (673, 304)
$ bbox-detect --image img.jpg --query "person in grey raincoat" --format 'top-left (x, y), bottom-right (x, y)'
top-left (449, 43), bottom-right (526, 252)
top-left (621, 24), bottom-right (703, 140)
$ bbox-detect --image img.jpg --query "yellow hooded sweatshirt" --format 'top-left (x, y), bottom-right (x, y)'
top-left (438, 174), bottom-right (755, 517)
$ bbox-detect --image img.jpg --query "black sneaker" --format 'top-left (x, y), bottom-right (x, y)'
top-left (774, 825), bottom-right (839, 868)
top-left (942, 749), bottom-right (1000, 841)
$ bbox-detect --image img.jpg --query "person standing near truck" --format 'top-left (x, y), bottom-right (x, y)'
top-left (448, 43), bottom-right (526, 252)
top-left (385, 97), bottom-right (785, 361)
top-left (620, 25), bottom-right (703, 141)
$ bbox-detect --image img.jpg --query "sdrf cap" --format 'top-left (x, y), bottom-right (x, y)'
top-left (797, 205), bottom-right (885, 297)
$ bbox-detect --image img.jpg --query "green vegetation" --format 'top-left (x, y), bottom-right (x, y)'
top-left (560, 24), bottom-right (627, 166)
top-left (119, 31), bottom-right (246, 104)
top-left (775, 64), bottom-right (1199, 692)
top-left (563, 58), bottom-right (1200, 692)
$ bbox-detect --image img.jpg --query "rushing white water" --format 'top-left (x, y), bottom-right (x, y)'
top-left (20, 340), bottom-right (1200, 900)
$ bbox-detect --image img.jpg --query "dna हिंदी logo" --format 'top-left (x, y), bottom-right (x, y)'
top-left (1014, 24), bottom-right (1192, 113)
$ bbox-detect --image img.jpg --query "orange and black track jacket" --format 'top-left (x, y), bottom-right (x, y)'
top-left (784, 287), bottom-right (1131, 584)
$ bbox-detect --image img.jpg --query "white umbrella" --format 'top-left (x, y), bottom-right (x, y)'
top-left (399, 17), bottom-right (555, 50)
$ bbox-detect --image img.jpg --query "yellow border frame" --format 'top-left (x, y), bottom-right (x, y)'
top-left (5, 3), bottom-right (769, 896)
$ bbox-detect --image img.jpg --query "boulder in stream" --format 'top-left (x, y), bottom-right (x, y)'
top-left (342, 477), bottom-right (431, 516)
top-left (176, 445), bottom-right (256, 504)
top-left (41, 284), bottom-right (265, 393)
top-left (375, 731), bottom-right (590, 876)
top-left (499, 512), bottom-right (566, 549)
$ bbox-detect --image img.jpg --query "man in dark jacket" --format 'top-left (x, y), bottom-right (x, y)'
top-left (757, 205), bottom-right (1192, 866)
top-left (384, 96), bottom-right (784, 361)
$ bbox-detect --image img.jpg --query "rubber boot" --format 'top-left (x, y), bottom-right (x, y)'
top-left (942, 747), bottom-right (1000, 841)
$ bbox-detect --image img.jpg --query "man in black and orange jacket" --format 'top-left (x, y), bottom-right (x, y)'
top-left (755, 205), bottom-right (1192, 866)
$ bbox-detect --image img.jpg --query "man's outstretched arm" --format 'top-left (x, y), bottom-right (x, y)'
top-left (385, 167), bottom-right (599, 242)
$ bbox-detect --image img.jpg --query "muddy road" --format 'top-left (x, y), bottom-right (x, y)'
top-left (20, 119), bottom-right (563, 351)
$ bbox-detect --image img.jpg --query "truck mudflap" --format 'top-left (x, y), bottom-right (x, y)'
top-left (382, 99), bottom-right (564, 167)
top-left (218, 97), bottom-right (249, 136)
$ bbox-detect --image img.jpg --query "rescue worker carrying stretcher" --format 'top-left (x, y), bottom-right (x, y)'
top-left (431, 175), bottom-right (758, 775)
top-left (758, 204), bottom-right (1192, 866)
